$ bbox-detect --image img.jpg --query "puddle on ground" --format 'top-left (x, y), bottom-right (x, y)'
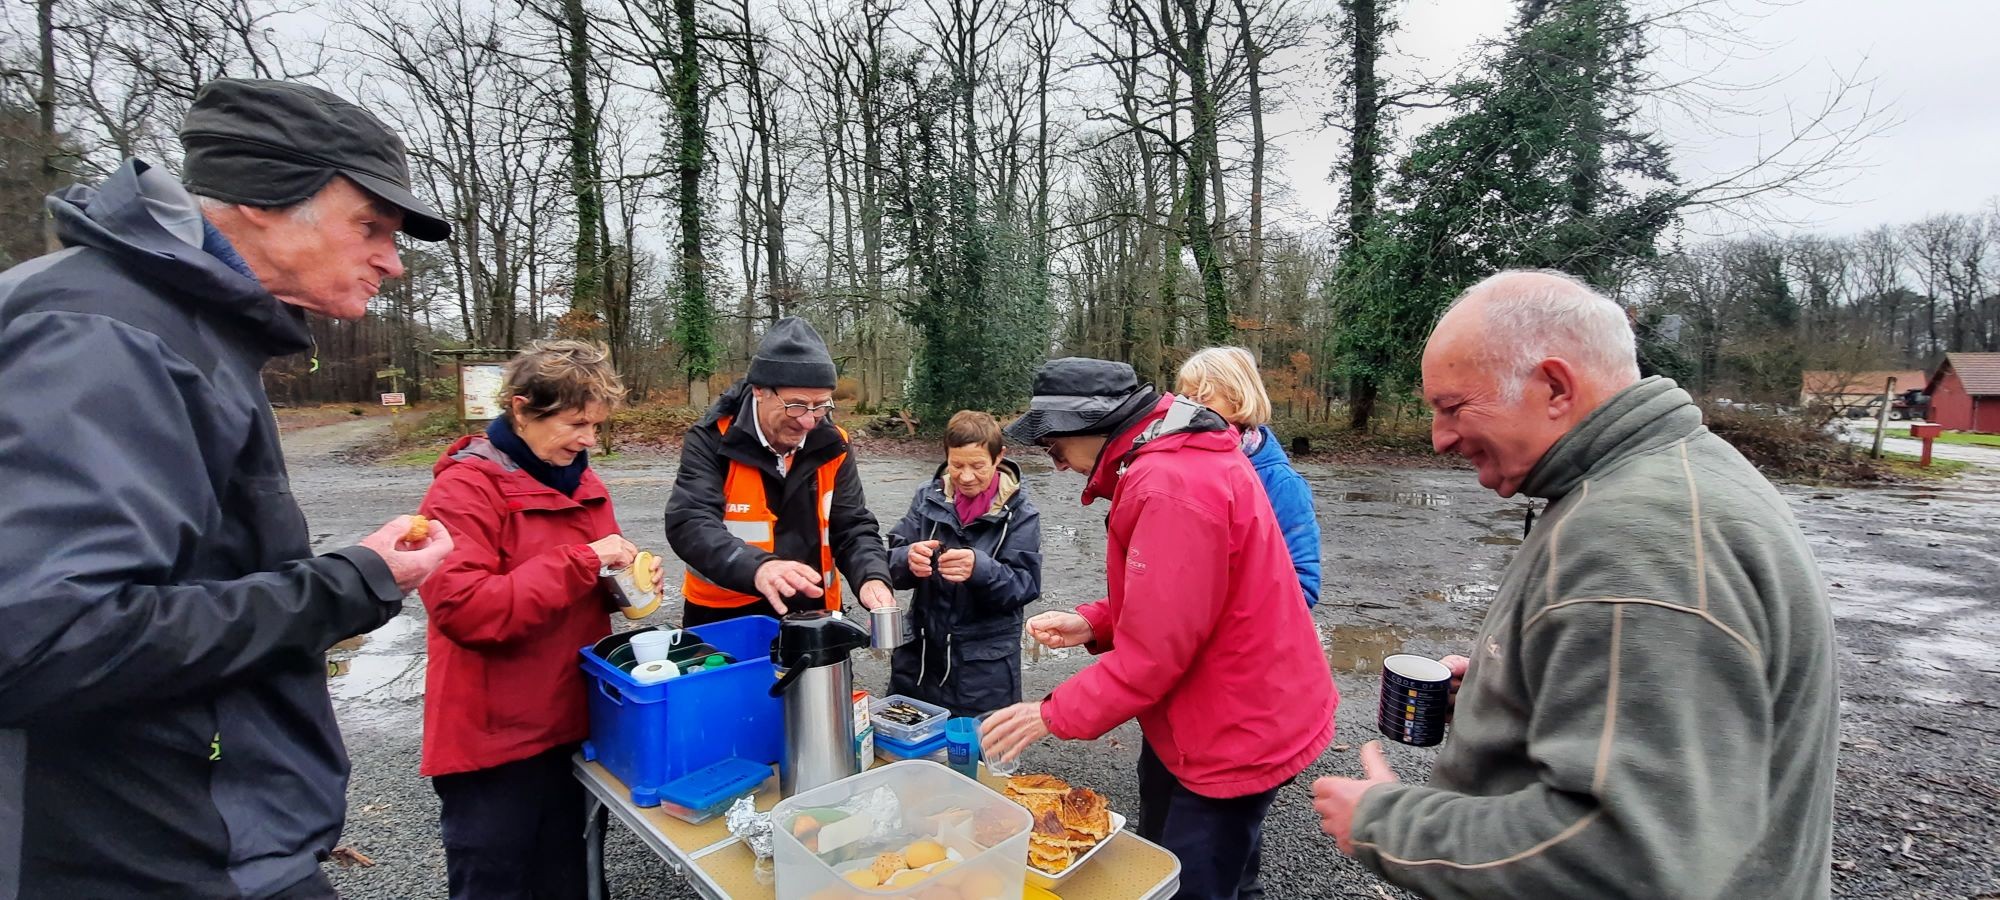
top-left (1905, 686), bottom-right (1972, 705)
top-left (328, 653), bottom-right (425, 702)
top-left (1045, 524), bottom-right (1093, 544)
top-left (1320, 623), bottom-right (1468, 673)
top-left (1335, 511), bottom-right (1425, 522)
top-left (1343, 491), bottom-right (1450, 508)
top-left (329, 614), bottom-right (421, 655)
top-left (1898, 625), bottom-right (2000, 675)
top-left (1474, 535), bottom-right (1522, 546)
top-left (368, 613), bottom-right (420, 643)
top-left (1413, 583), bottom-right (1498, 604)
top-left (1830, 591), bottom-right (1982, 628)
top-left (1022, 635), bottom-right (1084, 667)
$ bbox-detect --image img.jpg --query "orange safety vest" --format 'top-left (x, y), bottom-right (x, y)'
top-left (682, 415), bottom-right (846, 610)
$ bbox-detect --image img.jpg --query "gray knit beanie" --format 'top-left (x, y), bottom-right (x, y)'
top-left (747, 317), bottom-right (837, 389)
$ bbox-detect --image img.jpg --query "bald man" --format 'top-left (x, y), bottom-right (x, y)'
top-left (1314, 270), bottom-right (1838, 899)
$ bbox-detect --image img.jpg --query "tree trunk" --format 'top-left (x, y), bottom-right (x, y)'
top-left (1348, 377), bottom-right (1377, 430)
top-left (1232, 0), bottom-right (1265, 314)
top-left (1343, 0), bottom-right (1383, 253)
top-left (563, 0), bottom-right (607, 340)
top-left (861, 0), bottom-right (886, 407)
top-left (38, 0), bottom-right (58, 253)
top-left (674, 0), bottom-right (716, 396)
top-left (1175, 0), bottom-right (1231, 344)
top-left (741, 20), bottom-right (789, 323)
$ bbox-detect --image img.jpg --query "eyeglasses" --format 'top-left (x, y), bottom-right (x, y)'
top-left (779, 400), bottom-right (837, 420)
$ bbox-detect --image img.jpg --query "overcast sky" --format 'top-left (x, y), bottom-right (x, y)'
top-left (1267, 0), bottom-right (2000, 240)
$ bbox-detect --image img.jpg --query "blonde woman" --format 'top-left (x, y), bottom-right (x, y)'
top-left (1177, 347), bottom-right (1322, 606)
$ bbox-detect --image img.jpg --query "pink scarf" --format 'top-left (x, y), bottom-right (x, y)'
top-left (954, 478), bottom-right (1001, 525)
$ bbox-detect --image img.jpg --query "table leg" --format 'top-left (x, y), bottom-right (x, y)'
top-left (585, 792), bottom-right (609, 900)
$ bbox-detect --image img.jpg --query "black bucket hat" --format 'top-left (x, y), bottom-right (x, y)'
top-left (179, 78), bottom-right (450, 242)
top-left (1003, 358), bottom-right (1150, 445)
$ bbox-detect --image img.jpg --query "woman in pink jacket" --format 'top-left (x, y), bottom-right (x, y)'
top-left (983, 358), bottom-right (1337, 900)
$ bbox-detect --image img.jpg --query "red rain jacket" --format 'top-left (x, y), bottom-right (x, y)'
top-left (416, 435), bottom-right (618, 776)
top-left (1041, 396), bottom-right (1338, 798)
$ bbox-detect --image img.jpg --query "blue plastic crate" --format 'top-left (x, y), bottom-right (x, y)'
top-left (580, 617), bottom-right (783, 807)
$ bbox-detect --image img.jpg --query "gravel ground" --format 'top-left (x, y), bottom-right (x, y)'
top-left (286, 420), bottom-right (2000, 899)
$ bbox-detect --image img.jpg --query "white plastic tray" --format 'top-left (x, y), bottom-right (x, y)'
top-left (1026, 810), bottom-right (1127, 889)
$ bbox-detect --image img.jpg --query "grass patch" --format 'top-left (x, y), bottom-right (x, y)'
top-left (385, 447), bottom-right (443, 468)
top-left (272, 403), bottom-right (383, 432)
top-left (365, 400), bottom-right (708, 457)
top-left (1851, 424), bottom-right (2000, 448)
top-left (610, 404), bottom-right (704, 446)
top-left (1929, 431), bottom-right (2000, 448)
top-left (1877, 451), bottom-right (1970, 478)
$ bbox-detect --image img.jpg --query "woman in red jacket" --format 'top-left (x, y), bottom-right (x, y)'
top-left (416, 340), bottom-right (634, 900)
top-left (984, 358), bottom-right (1336, 900)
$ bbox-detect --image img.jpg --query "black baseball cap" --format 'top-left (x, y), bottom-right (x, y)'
top-left (179, 78), bottom-right (450, 242)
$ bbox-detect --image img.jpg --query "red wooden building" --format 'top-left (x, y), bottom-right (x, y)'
top-left (1925, 353), bottom-right (2000, 433)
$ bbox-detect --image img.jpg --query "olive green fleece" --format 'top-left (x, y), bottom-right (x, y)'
top-left (1351, 377), bottom-right (1838, 899)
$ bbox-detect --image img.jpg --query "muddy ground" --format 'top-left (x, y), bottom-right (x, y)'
top-left (288, 419), bottom-right (2000, 899)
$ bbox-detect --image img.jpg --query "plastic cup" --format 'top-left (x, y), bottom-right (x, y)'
top-left (630, 630), bottom-right (673, 664)
top-left (944, 716), bottom-right (980, 779)
top-left (977, 711), bottom-right (1021, 777)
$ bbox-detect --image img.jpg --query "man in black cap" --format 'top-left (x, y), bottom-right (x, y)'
top-left (666, 316), bottom-right (895, 624)
top-left (981, 358), bottom-right (1336, 900)
top-left (0, 79), bottom-right (456, 899)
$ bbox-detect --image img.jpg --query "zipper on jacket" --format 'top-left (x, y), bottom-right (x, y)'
top-left (917, 627), bottom-right (928, 686)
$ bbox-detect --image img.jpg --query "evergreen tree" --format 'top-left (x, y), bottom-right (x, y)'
top-left (1334, 0), bottom-right (1681, 426)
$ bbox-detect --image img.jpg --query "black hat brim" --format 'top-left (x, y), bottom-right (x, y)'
top-left (1002, 400), bottom-right (1124, 445)
top-left (1003, 409), bottom-right (1066, 445)
top-left (345, 169), bottom-right (450, 242)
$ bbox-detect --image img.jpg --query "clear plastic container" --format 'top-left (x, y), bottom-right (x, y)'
top-left (771, 759), bottom-right (1031, 899)
top-left (869, 695), bottom-right (949, 745)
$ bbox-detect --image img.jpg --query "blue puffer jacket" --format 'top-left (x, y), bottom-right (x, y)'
top-left (1245, 426), bottom-right (1322, 606)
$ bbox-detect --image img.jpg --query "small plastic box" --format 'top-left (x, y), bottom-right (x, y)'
top-left (874, 731), bottom-right (948, 765)
top-left (652, 757), bottom-right (770, 824)
top-left (772, 760), bottom-right (1031, 899)
top-left (869, 694), bottom-right (948, 745)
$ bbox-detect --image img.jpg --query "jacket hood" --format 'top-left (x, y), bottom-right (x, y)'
top-left (1520, 376), bottom-right (1705, 501)
top-left (48, 158), bottom-right (312, 356)
top-left (699, 377), bottom-right (754, 427)
top-left (921, 458), bottom-right (1026, 523)
top-left (433, 434), bottom-right (607, 505)
top-left (1081, 394), bottom-right (1233, 504)
top-left (1244, 425), bottom-right (1290, 470)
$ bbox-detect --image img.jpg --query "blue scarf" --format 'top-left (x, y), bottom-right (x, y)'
top-left (201, 220), bottom-right (257, 279)
top-left (486, 415), bottom-right (588, 497)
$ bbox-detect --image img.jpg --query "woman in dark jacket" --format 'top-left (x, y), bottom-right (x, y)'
top-left (886, 411), bottom-right (1043, 717)
top-left (416, 340), bottom-right (633, 900)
